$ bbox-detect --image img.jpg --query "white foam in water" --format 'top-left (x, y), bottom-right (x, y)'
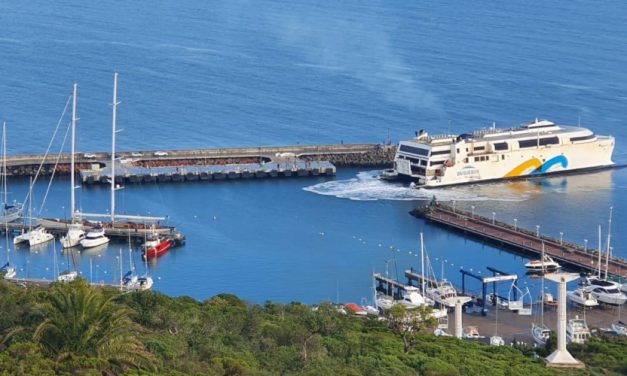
top-left (303, 171), bottom-right (529, 202)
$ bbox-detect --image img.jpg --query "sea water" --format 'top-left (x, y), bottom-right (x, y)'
top-left (1, 0), bottom-right (626, 303)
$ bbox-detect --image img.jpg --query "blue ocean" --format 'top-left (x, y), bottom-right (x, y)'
top-left (1, 0), bottom-right (626, 303)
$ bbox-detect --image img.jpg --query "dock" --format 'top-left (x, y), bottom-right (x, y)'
top-left (4, 218), bottom-right (184, 243)
top-left (80, 160), bottom-right (336, 185)
top-left (412, 202), bottom-right (627, 278)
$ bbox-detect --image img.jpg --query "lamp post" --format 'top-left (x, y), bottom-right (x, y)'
top-left (514, 218), bottom-right (518, 231)
top-left (452, 200), bottom-right (456, 213)
top-left (584, 239), bottom-right (588, 252)
top-left (536, 225), bottom-right (540, 238)
top-left (560, 232), bottom-right (564, 245)
top-left (471, 205), bottom-right (475, 218)
top-left (492, 212), bottom-right (496, 224)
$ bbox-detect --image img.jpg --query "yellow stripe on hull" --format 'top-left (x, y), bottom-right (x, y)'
top-left (505, 158), bottom-right (542, 178)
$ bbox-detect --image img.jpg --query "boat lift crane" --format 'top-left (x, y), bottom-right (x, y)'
top-left (460, 266), bottom-right (519, 316)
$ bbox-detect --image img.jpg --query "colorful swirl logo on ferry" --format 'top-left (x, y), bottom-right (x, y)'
top-left (505, 155), bottom-right (568, 178)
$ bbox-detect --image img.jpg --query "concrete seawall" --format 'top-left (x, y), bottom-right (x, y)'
top-left (4, 143), bottom-right (395, 177)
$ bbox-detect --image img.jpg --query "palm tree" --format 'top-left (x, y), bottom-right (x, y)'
top-left (33, 279), bottom-right (155, 373)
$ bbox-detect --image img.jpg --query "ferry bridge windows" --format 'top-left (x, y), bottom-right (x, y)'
top-left (473, 146), bottom-right (485, 152)
top-left (518, 136), bottom-right (560, 148)
top-left (493, 142), bottom-right (508, 151)
top-left (399, 144), bottom-right (429, 156)
top-left (410, 166), bottom-right (426, 175)
top-left (473, 156), bottom-right (489, 162)
top-left (570, 134), bottom-right (595, 142)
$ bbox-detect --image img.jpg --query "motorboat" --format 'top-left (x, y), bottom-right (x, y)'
top-left (57, 270), bottom-right (78, 283)
top-left (585, 285), bottom-right (627, 306)
top-left (345, 303), bottom-right (367, 316)
top-left (426, 280), bottom-right (458, 308)
top-left (28, 226), bottom-right (54, 246)
top-left (399, 286), bottom-right (433, 308)
top-left (1, 262), bottom-right (16, 279)
top-left (524, 254), bottom-right (560, 272)
top-left (567, 288), bottom-right (599, 307)
top-left (612, 321), bottom-right (627, 336)
top-left (60, 223), bottom-right (85, 248)
top-left (531, 323), bottom-right (551, 346)
top-left (137, 275), bottom-right (154, 291)
top-left (566, 316), bottom-right (591, 344)
top-left (463, 326), bottom-right (485, 339)
top-left (80, 226), bottom-right (110, 248)
top-left (142, 234), bottom-right (172, 259)
top-left (490, 335), bottom-right (505, 346)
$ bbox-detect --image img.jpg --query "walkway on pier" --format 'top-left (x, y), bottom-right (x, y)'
top-left (413, 203), bottom-right (627, 278)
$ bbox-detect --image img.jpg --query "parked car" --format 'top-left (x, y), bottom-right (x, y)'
top-left (153, 151), bottom-right (168, 157)
top-left (83, 153), bottom-right (97, 159)
top-left (131, 152), bottom-right (143, 157)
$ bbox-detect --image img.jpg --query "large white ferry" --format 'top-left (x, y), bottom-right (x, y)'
top-left (386, 119), bottom-right (615, 187)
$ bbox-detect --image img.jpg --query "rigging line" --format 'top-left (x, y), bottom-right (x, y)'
top-left (22, 94), bottom-right (72, 208)
top-left (39, 119), bottom-right (72, 214)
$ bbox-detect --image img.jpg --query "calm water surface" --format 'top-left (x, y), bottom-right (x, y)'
top-left (1, 0), bottom-right (626, 303)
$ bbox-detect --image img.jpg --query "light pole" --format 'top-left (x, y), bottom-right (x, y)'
top-left (492, 212), bottom-right (496, 224)
top-left (559, 232), bottom-right (564, 245)
top-left (452, 200), bottom-right (456, 213)
top-left (471, 205), bottom-right (475, 219)
top-left (536, 225), bottom-right (540, 238)
top-left (584, 239), bottom-right (588, 252)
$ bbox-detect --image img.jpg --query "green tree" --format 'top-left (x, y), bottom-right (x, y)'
top-left (387, 304), bottom-right (437, 353)
top-left (33, 279), bottom-right (155, 373)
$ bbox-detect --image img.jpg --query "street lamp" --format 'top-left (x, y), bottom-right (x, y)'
top-left (492, 212), bottom-right (496, 224)
top-left (471, 205), bottom-right (475, 218)
top-left (536, 225), bottom-right (540, 238)
top-left (559, 232), bottom-right (564, 245)
top-left (514, 218), bottom-right (518, 231)
top-left (452, 200), bottom-right (456, 213)
top-left (584, 239), bottom-right (588, 252)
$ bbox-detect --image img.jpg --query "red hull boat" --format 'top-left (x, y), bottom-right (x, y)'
top-left (143, 238), bottom-right (172, 259)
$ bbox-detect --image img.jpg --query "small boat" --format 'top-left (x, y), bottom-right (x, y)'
top-left (27, 226), bottom-right (54, 246)
top-left (426, 280), bottom-right (458, 308)
top-left (612, 321), bottom-right (627, 336)
top-left (13, 230), bottom-right (30, 245)
top-left (490, 336), bottom-right (505, 346)
top-left (0, 262), bottom-right (16, 279)
top-left (524, 254), bottom-right (560, 272)
top-left (122, 270), bottom-right (139, 290)
top-left (345, 303), bottom-right (367, 316)
top-left (566, 316), bottom-right (591, 344)
top-left (137, 275), bottom-right (154, 291)
top-left (80, 226), bottom-right (110, 248)
top-left (567, 288), bottom-right (599, 307)
top-left (60, 223), bottom-right (85, 249)
top-left (142, 234), bottom-right (172, 260)
top-left (434, 328), bottom-right (452, 337)
top-left (463, 326), bottom-right (485, 339)
top-left (57, 270), bottom-right (78, 283)
top-left (532, 323), bottom-right (551, 346)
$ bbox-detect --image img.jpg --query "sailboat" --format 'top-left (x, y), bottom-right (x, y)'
top-left (60, 84), bottom-right (85, 248)
top-left (0, 124), bottom-right (17, 279)
top-left (57, 246), bottom-right (78, 283)
top-left (13, 177), bottom-right (54, 246)
top-left (0, 123), bottom-right (22, 225)
top-left (612, 304), bottom-right (627, 336)
top-left (490, 299), bottom-right (505, 346)
top-left (531, 254), bottom-right (551, 346)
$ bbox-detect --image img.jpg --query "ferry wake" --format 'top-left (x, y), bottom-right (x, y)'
top-left (383, 119), bottom-right (615, 187)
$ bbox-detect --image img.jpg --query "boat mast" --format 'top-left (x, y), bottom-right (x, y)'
top-left (420, 232), bottom-right (425, 296)
top-left (111, 73), bottom-right (119, 223)
top-left (3, 123), bottom-right (10, 265)
top-left (605, 206), bottom-right (612, 280)
top-left (540, 243), bottom-right (545, 328)
top-left (597, 225), bottom-right (602, 278)
top-left (70, 83), bottom-right (77, 220)
top-left (119, 247), bottom-right (123, 291)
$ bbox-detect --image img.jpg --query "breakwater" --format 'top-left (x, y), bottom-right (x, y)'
top-left (3, 143), bottom-right (395, 177)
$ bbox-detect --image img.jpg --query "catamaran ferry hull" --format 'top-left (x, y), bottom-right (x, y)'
top-left (389, 120), bottom-right (615, 188)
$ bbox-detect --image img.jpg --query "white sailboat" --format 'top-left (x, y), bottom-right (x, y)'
top-left (0, 123), bottom-right (22, 225)
top-left (60, 83), bottom-right (85, 248)
top-left (612, 304), bottom-right (627, 336)
top-left (0, 124), bottom-right (17, 279)
top-left (531, 260), bottom-right (551, 346)
top-left (57, 244), bottom-right (78, 283)
top-left (490, 300), bottom-right (505, 346)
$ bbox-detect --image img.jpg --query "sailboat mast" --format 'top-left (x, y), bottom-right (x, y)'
top-left (605, 206), bottom-right (612, 280)
top-left (540, 243), bottom-right (545, 327)
top-left (597, 225), bottom-right (602, 278)
top-left (111, 73), bottom-right (119, 223)
top-left (3, 123), bottom-right (9, 264)
top-left (71, 84), bottom-right (77, 219)
top-left (420, 232), bottom-right (425, 296)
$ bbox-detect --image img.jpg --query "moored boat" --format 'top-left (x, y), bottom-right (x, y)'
top-left (566, 316), bottom-right (591, 344)
top-left (567, 288), bottom-right (599, 307)
top-left (524, 254), bottom-right (561, 272)
top-left (142, 234), bottom-right (172, 259)
top-left (80, 226), bottom-right (110, 248)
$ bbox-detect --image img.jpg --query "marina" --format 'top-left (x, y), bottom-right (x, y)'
top-left (413, 201), bottom-right (627, 278)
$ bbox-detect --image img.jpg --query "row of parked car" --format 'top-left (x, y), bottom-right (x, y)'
top-left (82, 151), bottom-right (168, 159)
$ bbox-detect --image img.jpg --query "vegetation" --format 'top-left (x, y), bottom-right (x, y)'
top-left (0, 278), bottom-right (624, 375)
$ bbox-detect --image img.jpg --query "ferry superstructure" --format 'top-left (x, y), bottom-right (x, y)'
top-left (389, 119), bottom-right (614, 187)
